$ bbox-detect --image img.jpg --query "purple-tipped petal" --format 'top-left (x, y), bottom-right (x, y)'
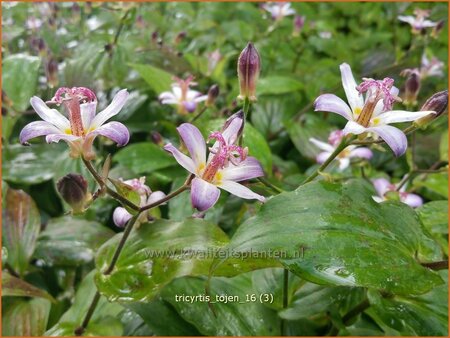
top-left (191, 177), bottom-right (221, 211)
top-left (372, 178), bottom-right (391, 197)
top-left (219, 157), bottom-right (264, 182)
top-left (314, 94), bottom-right (353, 121)
top-left (222, 114), bottom-right (244, 145)
top-left (343, 120), bottom-right (367, 135)
top-left (402, 193), bottom-right (423, 208)
top-left (349, 147), bottom-right (373, 159)
top-left (113, 207), bottom-right (132, 228)
top-left (164, 143), bottom-right (196, 174)
top-left (367, 125), bottom-right (407, 157)
top-left (147, 191), bottom-right (167, 205)
top-left (90, 89), bottom-right (129, 128)
top-left (30, 96), bottom-right (70, 131)
top-left (159, 91), bottom-right (178, 104)
top-left (183, 101), bottom-right (197, 113)
top-left (88, 121), bottom-right (130, 147)
top-left (378, 110), bottom-right (436, 124)
top-left (46, 133), bottom-right (80, 144)
top-left (339, 63), bottom-right (364, 112)
top-left (19, 121), bottom-right (62, 145)
top-left (219, 180), bottom-right (265, 202)
top-left (177, 123), bottom-right (206, 168)
top-left (80, 101), bottom-right (97, 130)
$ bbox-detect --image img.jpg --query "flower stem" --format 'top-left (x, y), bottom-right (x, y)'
top-left (258, 177), bottom-right (284, 194)
top-left (190, 105), bottom-right (208, 122)
top-left (301, 135), bottom-right (356, 185)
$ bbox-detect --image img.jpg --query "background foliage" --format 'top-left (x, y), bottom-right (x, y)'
top-left (2, 2), bottom-right (448, 336)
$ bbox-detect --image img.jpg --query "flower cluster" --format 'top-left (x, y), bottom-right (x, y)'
top-left (159, 76), bottom-right (207, 114)
top-left (372, 178), bottom-right (423, 208)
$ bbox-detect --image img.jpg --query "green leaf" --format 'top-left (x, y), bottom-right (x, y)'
top-left (109, 178), bottom-right (141, 212)
top-left (34, 216), bottom-right (115, 267)
top-left (243, 123), bottom-right (273, 175)
top-left (95, 218), bottom-right (230, 303)
top-left (257, 76), bottom-right (303, 96)
top-left (223, 180), bottom-right (443, 296)
top-left (2, 272), bottom-right (56, 302)
top-left (2, 298), bottom-right (51, 336)
top-left (2, 188), bottom-right (40, 276)
top-left (129, 63), bottom-right (173, 94)
top-left (440, 130), bottom-right (448, 161)
top-left (2, 54), bottom-right (40, 112)
top-left (161, 273), bottom-right (280, 336)
top-left (417, 201), bottom-right (448, 234)
top-left (366, 271), bottom-right (448, 336)
top-left (46, 271), bottom-right (123, 336)
top-left (113, 142), bottom-right (176, 175)
top-left (414, 172), bottom-right (449, 198)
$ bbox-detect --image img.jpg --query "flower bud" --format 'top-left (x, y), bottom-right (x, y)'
top-left (432, 20), bottom-right (445, 38)
top-left (175, 31), bottom-right (187, 44)
top-left (113, 207), bottom-right (132, 228)
top-left (206, 84), bottom-right (220, 107)
top-left (293, 15), bottom-right (305, 37)
top-left (415, 90), bottom-right (448, 126)
top-left (151, 131), bottom-right (163, 145)
top-left (57, 173), bottom-right (89, 213)
top-left (71, 3), bottom-right (81, 22)
top-left (237, 42), bottom-right (261, 102)
top-left (401, 69), bottom-right (421, 106)
top-left (46, 58), bottom-right (59, 88)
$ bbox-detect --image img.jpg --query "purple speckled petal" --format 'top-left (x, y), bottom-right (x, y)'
top-left (88, 121), bottom-right (130, 147)
top-left (19, 121), bottom-right (62, 145)
top-left (219, 157), bottom-right (264, 182)
top-left (219, 180), bottom-right (265, 202)
top-left (191, 177), bottom-right (221, 211)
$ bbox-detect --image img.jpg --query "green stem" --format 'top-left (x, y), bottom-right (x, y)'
top-left (74, 292), bottom-right (101, 336)
top-left (190, 105), bottom-right (208, 123)
top-left (301, 135), bottom-right (355, 185)
top-left (258, 177), bottom-right (284, 194)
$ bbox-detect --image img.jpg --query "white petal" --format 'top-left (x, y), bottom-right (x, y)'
top-left (30, 96), bottom-right (70, 131)
top-left (402, 193), bottom-right (423, 208)
top-left (19, 121), bottom-right (62, 145)
top-left (316, 152), bottom-right (331, 164)
top-left (398, 15), bottom-right (416, 25)
top-left (90, 89), bottom-right (129, 128)
top-left (377, 110), bottom-right (436, 124)
top-left (338, 158), bottom-right (350, 170)
top-left (163, 143), bottom-right (196, 174)
top-left (349, 147), bottom-right (373, 159)
top-left (372, 178), bottom-right (391, 197)
top-left (219, 157), bottom-right (264, 182)
top-left (177, 123), bottom-right (206, 168)
top-left (219, 180), bottom-right (266, 202)
top-left (339, 63), bottom-right (364, 112)
top-left (314, 94), bottom-right (353, 120)
top-left (309, 137), bottom-right (335, 152)
top-left (80, 101), bottom-right (97, 130)
top-left (343, 120), bottom-right (367, 135)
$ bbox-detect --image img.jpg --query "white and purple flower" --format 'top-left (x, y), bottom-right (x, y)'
top-left (113, 177), bottom-right (166, 227)
top-left (372, 178), bottom-right (423, 208)
top-left (20, 87), bottom-right (130, 160)
top-left (398, 9), bottom-right (437, 33)
top-left (309, 130), bottom-right (373, 170)
top-left (420, 53), bottom-right (445, 79)
top-left (262, 2), bottom-right (296, 21)
top-left (159, 76), bottom-right (207, 115)
top-left (314, 63), bottom-right (435, 157)
top-left (164, 112), bottom-right (265, 211)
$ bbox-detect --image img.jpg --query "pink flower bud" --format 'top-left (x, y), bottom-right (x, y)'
top-left (401, 69), bottom-right (421, 106)
top-left (237, 42), bottom-right (261, 102)
top-left (113, 207), bottom-right (132, 228)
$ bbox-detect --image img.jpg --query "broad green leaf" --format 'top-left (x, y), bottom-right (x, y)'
top-left (2, 272), bottom-right (55, 302)
top-left (95, 218), bottom-right (230, 303)
top-left (440, 130), bottom-right (448, 161)
top-left (2, 298), bottom-right (51, 336)
top-left (366, 271), bottom-right (448, 336)
top-left (161, 273), bottom-right (280, 336)
top-left (46, 271), bottom-right (123, 336)
top-left (113, 142), bottom-right (176, 175)
top-left (417, 201), bottom-right (448, 234)
top-left (2, 188), bottom-right (40, 276)
top-left (257, 76), bottom-right (303, 96)
top-left (414, 172), bottom-right (449, 198)
top-left (2, 54), bottom-right (40, 112)
top-left (3, 143), bottom-right (66, 185)
top-left (126, 298), bottom-right (201, 336)
top-left (129, 63), bottom-right (173, 94)
top-left (34, 216), bottom-right (115, 267)
top-left (223, 180), bottom-right (443, 296)
top-left (118, 309), bottom-right (154, 336)
top-left (285, 115), bottom-right (333, 158)
top-left (243, 123), bottom-right (273, 175)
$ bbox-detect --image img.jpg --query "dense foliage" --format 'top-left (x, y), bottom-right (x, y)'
top-left (2, 2), bottom-right (448, 336)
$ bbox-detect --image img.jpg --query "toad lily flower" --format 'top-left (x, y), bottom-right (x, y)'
top-left (420, 54), bottom-right (444, 79)
top-left (20, 87), bottom-right (130, 160)
top-left (310, 130), bottom-right (372, 170)
top-left (372, 178), bottom-right (423, 208)
top-left (398, 9), bottom-right (437, 33)
top-left (262, 2), bottom-right (296, 21)
top-left (314, 63), bottom-right (436, 156)
top-left (164, 112), bottom-right (265, 211)
top-left (113, 177), bottom-right (166, 228)
top-left (159, 76), bottom-right (207, 114)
